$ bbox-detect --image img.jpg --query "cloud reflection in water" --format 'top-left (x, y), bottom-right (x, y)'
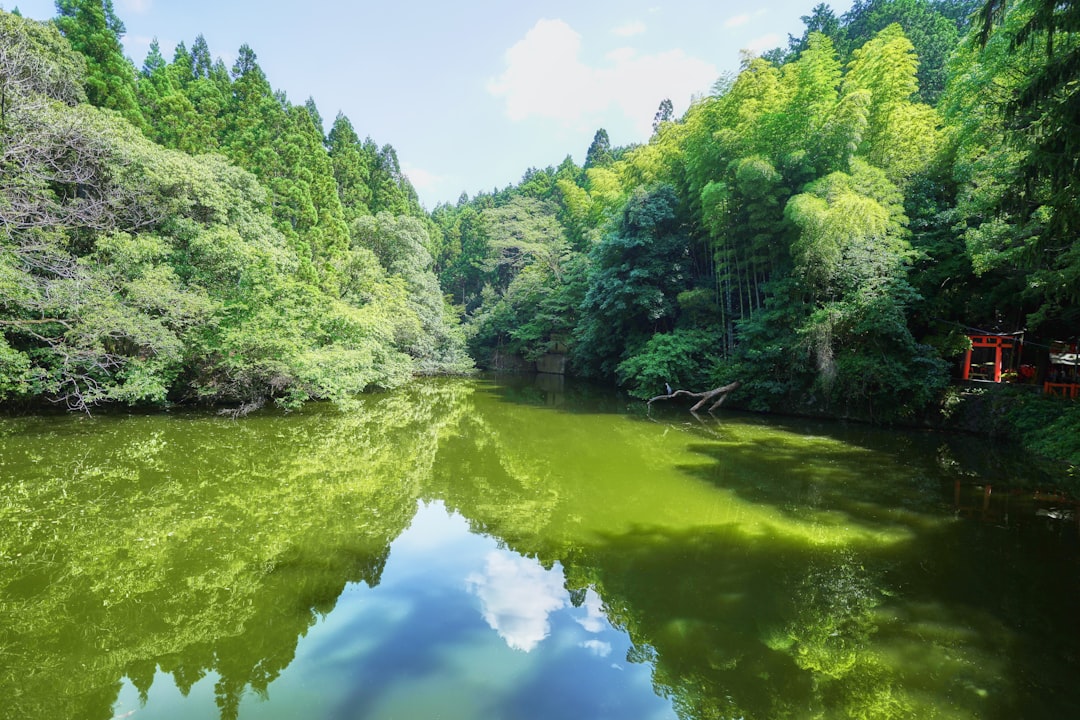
top-left (466, 550), bottom-right (568, 652)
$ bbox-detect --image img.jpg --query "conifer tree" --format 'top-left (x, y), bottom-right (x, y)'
top-left (328, 112), bottom-right (375, 222)
top-left (584, 128), bottom-right (613, 169)
top-left (54, 0), bottom-right (143, 128)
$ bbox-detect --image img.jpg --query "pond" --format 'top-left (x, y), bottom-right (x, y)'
top-left (2, 376), bottom-right (1079, 719)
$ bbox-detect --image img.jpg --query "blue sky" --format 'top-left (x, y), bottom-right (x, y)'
top-left (10, 0), bottom-right (854, 207)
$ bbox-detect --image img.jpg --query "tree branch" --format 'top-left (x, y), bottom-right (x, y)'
top-left (647, 381), bottom-right (742, 413)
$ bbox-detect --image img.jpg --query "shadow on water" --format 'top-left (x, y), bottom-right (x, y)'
top-left (526, 511), bottom-right (1080, 720)
top-left (883, 513), bottom-right (1080, 720)
top-left (456, 376), bottom-right (1080, 718)
top-left (477, 372), bottom-right (637, 415)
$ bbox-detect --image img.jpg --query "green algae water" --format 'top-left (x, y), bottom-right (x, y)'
top-left (2, 376), bottom-right (1079, 719)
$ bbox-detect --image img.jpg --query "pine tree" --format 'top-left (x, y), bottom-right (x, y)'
top-left (584, 128), bottom-right (613, 169)
top-left (328, 112), bottom-right (374, 222)
top-left (54, 0), bottom-right (143, 128)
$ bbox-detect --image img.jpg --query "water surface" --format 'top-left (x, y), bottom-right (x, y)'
top-left (2, 376), bottom-right (1078, 719)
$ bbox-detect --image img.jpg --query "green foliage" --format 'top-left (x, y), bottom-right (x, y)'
top-left (0, 8), bottom-right (86, 111)
top-left (53, 0), bottom-right (143, 127)
top-left (584, 127), bottom-right (613, 169)
top-left (0, 10), bottom-right (468, 411)
top-left (1006, 393), bottom-right (1080, 466)
top-left (574, 185), bottom-right (691, 378)
top-left (785, 160), bottom-right (948, 418)
top-left (480, 195), bottom-right (568, 290)
top-left (842, 24), bottom-right (943, 182)
top-left (327, 112), bottom-right (374, 222)
top-left (772, 0), bottom-right (973, 105)
top-left (842, 0), bottom-right (967, 103)
top-left (787, 159), bottom-right (909, 297)
top-left (434, 15), bottom-right (972, 423)
top-left (349, 213), bottom-right (471, 374)
top-left (954, 0), bottom-right (1080, 333)
top-left (6, 0), bottom-right (1077, 447)
top-left (615, 328), bottom-right (724, 399)
top-left (466, 253), bottom-right (587, 364)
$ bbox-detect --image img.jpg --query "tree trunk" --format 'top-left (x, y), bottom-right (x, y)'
top-left (646, 381), bottom-right (741, 413)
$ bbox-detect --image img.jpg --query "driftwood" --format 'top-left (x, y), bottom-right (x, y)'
top-left (646, 381), bottom-right (741, 413)
top-left (217, 398), bottom-right (266, 419)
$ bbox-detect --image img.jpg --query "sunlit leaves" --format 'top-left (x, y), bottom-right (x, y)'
top-left (787, 169), bottom-right (894, 296)
top-left (843, 24), bottom-right (942, 181)
top-left (949, 0), bottom-right (1080, 327)
top-left (349, 213), bottom-right (471, 374)
top-left (54, 0), bottom-right (144, 128)
top-left (0, 9), bottom-right (467, 409)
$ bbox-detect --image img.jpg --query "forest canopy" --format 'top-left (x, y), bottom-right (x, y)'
top-left (432, 0), bottom-right (1079, 424)
top-left (1, 0), bottom-right (1078, 429)
top-left (0, 7), bottom-right (468, 411)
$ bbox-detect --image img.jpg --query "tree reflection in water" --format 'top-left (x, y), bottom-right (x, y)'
top-left (2, 377), bottom-right (1078, 719)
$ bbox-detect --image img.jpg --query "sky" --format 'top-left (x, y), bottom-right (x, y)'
top-left (10, 0), bottom-right (855, 208)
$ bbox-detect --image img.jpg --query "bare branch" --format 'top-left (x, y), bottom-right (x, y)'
top-left (647, 381), bottom-right (742, 413)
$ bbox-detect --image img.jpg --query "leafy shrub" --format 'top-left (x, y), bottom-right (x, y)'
top-left (616, 328), bottom-right (724, 399)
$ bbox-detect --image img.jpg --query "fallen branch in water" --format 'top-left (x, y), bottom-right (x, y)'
top-left (646, 381), bottom-right (741, 413)
top-left (217, 397), bottom-right (266, 419)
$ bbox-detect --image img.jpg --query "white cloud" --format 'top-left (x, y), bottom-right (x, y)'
top-left (606, 47), bottom-right (637, 64)
top-left (466, 551), bottom-right (568, 652)
top-left (574, 589), bottom-right (608, 633)
top-left (744, 33), bottom-right (782, 54)
top-left (580, 639), bottom-right (613, 657)
top-left (612, 20), bottom-right (646, 37)
top-left (118, 0), bottom-right (152, 14)
top-left (724, 14), bottom-right (751, 28)
top-left (402, 164), bottom-right (443, 192)
top-left (488, 19), bottom-right (717, 136)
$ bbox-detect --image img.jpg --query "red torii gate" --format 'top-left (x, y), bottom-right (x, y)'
top-left (961, 334), bottom-right (1019, 383)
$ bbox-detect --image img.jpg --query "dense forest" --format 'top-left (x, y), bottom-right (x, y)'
top-left (428, 0), bottom-right (1079, 458)
top-left (0, 1), bottom-right (1078, 459)
top-left (0, 2), bottom-right (469, 413)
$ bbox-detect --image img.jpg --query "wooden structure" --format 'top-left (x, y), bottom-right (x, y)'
top-left (961, 334), bottom-right (1020, 382)
top-left (957, 330), bottom-right (1079, 398)
top-left (1044, 339), bottom-right (1079, 398)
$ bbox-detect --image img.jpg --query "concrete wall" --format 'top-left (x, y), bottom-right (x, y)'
top-left (488, 350), bottom-right (533, 372)
top-left (535, 353), bottom-right (566, 375)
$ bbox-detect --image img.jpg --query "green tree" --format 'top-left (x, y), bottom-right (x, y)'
top-left (327, 112), bottom-right (375, 222)
top-left (368, 141), bottom-right (422, 216)
top-left (349, 213), bottom-right (470, 373)
top-left (842, 24), bottom-right (942, 182)
top-left (1, 10), bottom-right (457, 411)
top-left (136, 38), bottom-right (208, 152)
top-left (54, 0), bottom-right (143, 128)
top-left (784, 160), bottom-right (946, 416)
top-left (652, 98), bottom-right (674, 133)
top-left (584, 128), bottom-right (613, 169)
top-left (965, 0), bottom-right (1080, 329)
top-left (574, 185), bottom-right (691, 378)
top-left (843, 0), bottom-right (965, 103)
top-left (770, 2), bottom-right (844, 63)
